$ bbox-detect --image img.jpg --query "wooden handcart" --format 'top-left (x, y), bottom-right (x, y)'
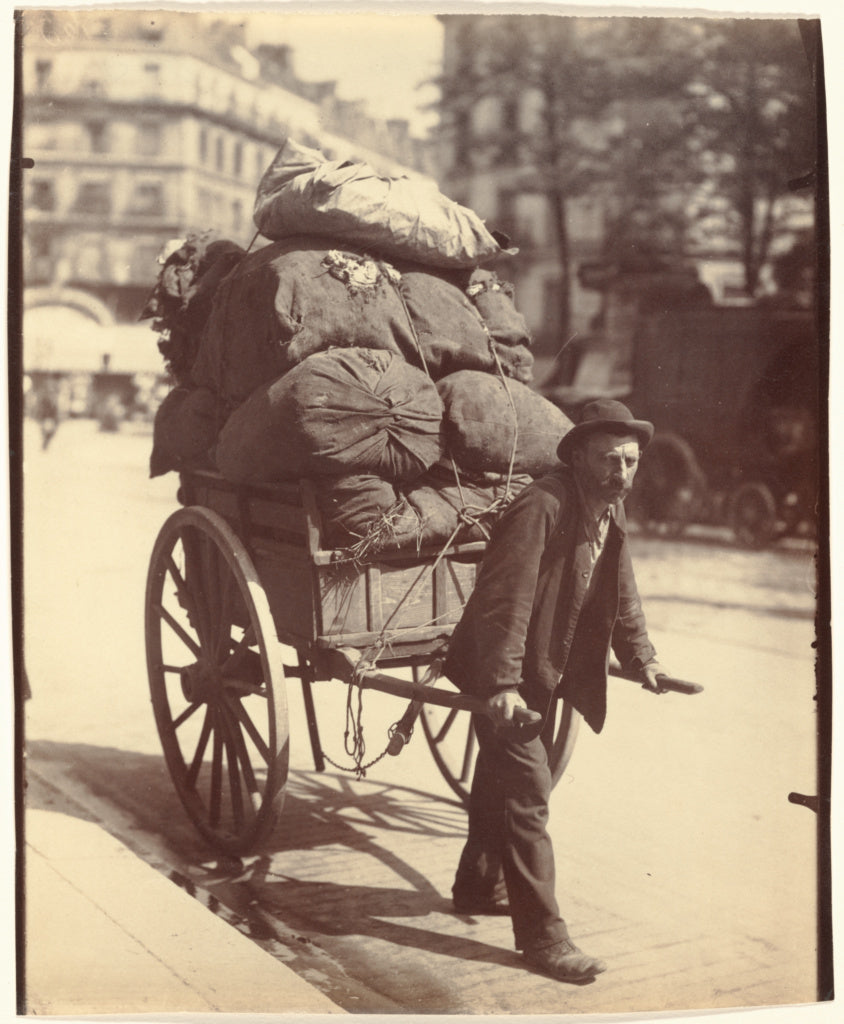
top-left (145, 469), bottom-right (699, 855)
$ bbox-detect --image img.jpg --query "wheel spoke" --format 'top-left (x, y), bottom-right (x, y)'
top-left (163, 553), bottom-right (206, 644)
top-left (226, 693), bottom-right (271, 763)
top-left (186, 706), bottom-right (215, 788)
top-left (178, 527), bottom-right (212, 645)
top-left (155, 602), bottom-right (201, 659)
top-left (222, 722), bottom-right (245, 830)
top-left (459, 724), bottom-right (476, 784)
top-left (209, 711), bottom-right (224, 827)
top-left (219, 697), bottom-right (261, 820)
top-left (200, 534), bottom-right (225, 647)
top-left (219, 696), bottom-right (261, 793)
top-left (173, 700), bottom-right (203, 730)
top-left (432, 707), bottom-right (459, 745)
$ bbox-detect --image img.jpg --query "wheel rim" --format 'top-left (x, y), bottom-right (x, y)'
top-left (420, 684), bottom-right (579, 807)
top-left (145, 507), bottom-right (289, 854)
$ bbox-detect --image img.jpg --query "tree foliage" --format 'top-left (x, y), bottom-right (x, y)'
top-left (678, 19), bottom-right (817, 294)
top-left (437, 14), bottom-right (819, 325)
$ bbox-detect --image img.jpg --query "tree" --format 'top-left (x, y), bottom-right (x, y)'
top-left (680, 19), bottom-right (817, 296)
top-left (437, 15), bottom-right (633, 338)
top-left (436, 15), bottom-right (818, 329)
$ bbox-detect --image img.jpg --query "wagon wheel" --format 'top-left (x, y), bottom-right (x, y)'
top-left (145, 506), bottom-right (289, 855)
top-left (629, 433), bottom-right (706, 538)
top-left (728, 481), bottom-right (779, 549)
top-left (421, 684), bottom-right (581, 807)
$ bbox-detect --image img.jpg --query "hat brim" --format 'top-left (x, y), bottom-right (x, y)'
top-left (556, 418), bottom-right (654, 462)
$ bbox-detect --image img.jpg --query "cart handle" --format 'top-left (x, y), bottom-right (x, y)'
top-left (609, 666), bottom-right (704, 695)
top-left (324, 649), bottom-right (700, 759)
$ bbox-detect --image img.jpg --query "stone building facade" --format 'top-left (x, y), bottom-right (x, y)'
top-left (20, 9), bottom-right (435, 339)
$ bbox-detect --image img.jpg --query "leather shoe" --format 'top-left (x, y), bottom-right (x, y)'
top-left (452, 894), bottom-right (511, 915)
top-left (523, 939), bottom-right (607, 982)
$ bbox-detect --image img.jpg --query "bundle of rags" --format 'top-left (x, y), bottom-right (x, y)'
top-left (190, 239), bottom-right (536, 413)
top-left (140, 232), bottom-right (245, 385)
top-left (142, 233), bottom-right (244, 477)
top-left (215, 348), bottom-right (443, 484)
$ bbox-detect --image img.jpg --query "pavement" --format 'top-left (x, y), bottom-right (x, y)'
top-left (23, 800), bottom-right (345, 1016)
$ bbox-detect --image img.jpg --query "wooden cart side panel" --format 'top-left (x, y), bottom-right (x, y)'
top-left (248, 538), bottom-right (321, 648)
top-left (317, 555), bottom-right (480, 642)
top-left (179, 470), bottom-right (487, 657)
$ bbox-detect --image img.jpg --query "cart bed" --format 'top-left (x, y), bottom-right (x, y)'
top-left (178, 469), bottom-right (486, 661)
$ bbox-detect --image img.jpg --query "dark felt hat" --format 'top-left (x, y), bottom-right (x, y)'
top-left (557, 399), bottom-right (654, 462)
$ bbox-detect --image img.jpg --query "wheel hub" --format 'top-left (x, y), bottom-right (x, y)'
top-left (180, 660), bottom-right (220, 702)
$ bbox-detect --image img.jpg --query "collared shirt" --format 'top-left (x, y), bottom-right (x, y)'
top-left (573, 474), bottom-right (612, 566)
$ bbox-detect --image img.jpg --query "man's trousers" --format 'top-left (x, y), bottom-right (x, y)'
top-left (452, 709), bottom-right (570, 950)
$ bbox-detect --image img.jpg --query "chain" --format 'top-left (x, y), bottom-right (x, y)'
top-left (320, 675), bottom-right (399, 780)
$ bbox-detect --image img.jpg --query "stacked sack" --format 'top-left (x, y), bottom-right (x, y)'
top-left (147, 138), bottom-right (573, 555)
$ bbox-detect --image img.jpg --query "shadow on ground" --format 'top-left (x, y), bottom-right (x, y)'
top-left (25, 739), bottom-right (524, 1011)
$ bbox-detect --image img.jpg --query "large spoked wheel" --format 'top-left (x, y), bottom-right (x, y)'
top-left (421, 683), bottom-right (581, 806)
top-left (145, 506), bottom-right (289, 855)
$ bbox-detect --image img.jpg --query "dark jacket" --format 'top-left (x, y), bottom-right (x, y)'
top-left (442, 468), bottom-right (656, 733)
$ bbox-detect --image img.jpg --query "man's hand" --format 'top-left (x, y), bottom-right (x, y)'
top-left (640, 661), bottom-right (669, 694)
top-left (485, 689), bottom-right (528, 727)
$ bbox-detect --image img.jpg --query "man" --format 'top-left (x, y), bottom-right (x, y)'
top-left (443, 399), bottom-right (667, 984)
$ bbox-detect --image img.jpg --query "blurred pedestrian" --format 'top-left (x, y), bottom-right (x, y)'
top-left (444, 399), bottom-right (668, 984)
top-left (34, 387), bottom-right (60, 451)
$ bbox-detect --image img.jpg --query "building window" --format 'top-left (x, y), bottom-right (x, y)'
top-left (127, 182), bottom-right (164, 215)
top-left (233, 141), bottom-right (243, 177)
top-left (30, 179), bottom-right (55, 211)
top-left (73, 182), bottom-right (111, 215)
top-left (87, 121), bottom-right (109, 154)
top-left (199, 128), bottom-right (208, 164)
top-left (136, 121), bottom-right (162, 157)
top-left (255, 148), bottom-right (266, 180)
top-left (28, 232), bottom-right (53, 281)
top-left (215, 136), bottom-right (225, 172)
top-left (35, 59), bottom-right (52, 91)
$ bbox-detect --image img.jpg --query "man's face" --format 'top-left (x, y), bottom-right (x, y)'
top-left (572, 432), bottom-right (641, 506)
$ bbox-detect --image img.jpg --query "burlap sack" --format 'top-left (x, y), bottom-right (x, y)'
top-left (438, 371), bottom-right (573, 476)
top-left (403, 463), bottom-right (533, 545)
top-left (466, 269), bottom-right (532, 348)
top-left (150, 386), bottom-right (220, 477)
top-left (190, 238), bottom-right (416, 409)
top-left (313, 474), bottom-right (418, 550)
top-left (395, 268), bottom-right (494, 379)
top-left (216, 349), bottom-right (443, 484)
top-left (253, 138), bottom-right (516, 269)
